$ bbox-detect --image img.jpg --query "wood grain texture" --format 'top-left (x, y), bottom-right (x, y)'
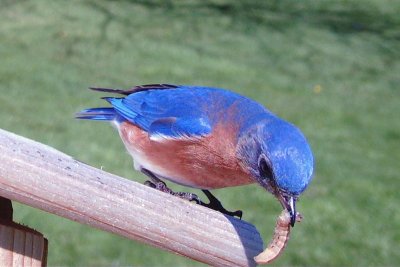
top-left (0, 221), bottom-right (48, 267)
top-left (0, 128), bottom-right (263, 267)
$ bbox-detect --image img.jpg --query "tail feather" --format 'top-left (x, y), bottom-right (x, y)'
top-left (75, 107), bottom-right (116, 121)
top-left (78, 84), bottom-right (179, 121)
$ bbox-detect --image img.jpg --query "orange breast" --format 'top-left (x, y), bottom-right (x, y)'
top-left (118, 121), bottom-right (254, 189)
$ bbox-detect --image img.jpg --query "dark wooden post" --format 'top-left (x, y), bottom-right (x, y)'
top-left (0, 196), bottom-right (48, 266)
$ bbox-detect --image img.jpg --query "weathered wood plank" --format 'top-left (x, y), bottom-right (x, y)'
top-left (0, 128), bottom-right (263, 266)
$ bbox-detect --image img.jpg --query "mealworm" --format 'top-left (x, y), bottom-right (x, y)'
top-left (254, 210), bottom-right (303, 264)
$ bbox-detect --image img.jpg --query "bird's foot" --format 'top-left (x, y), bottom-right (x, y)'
top-left (200, 190), bottom-right (243, 219)
top-left (144, 180), bottom-right (201, 204)
top-left (141, 169), bottom-right (241, 219)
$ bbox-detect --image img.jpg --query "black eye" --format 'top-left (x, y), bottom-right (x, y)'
top-left (259, 156), bottom-right (274, 181)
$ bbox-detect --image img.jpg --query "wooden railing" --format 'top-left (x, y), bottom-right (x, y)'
top-left (0, 128), bottom-right (263, 267)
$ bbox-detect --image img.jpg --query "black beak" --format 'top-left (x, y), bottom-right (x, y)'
top-left (278, 194), bottom-right (297, 227)
top-left (287, 196), bottom-right (296, 227)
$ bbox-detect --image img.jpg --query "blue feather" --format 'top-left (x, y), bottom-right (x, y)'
top-left (75, 107), bottom-right (116, 121)
top-left (99, 87), bottom-right (219, 138)
top-left (78, 85), bottom-right (272, 139)
top-left (149, 117), bottom-right (212, 139)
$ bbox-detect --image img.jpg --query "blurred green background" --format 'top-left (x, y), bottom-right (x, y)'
top-left (1, 0), bottom-right (399, 266)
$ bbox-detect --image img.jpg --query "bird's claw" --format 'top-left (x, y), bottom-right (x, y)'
top-left (144, 179), bottom-right (242, 219)
top-left (144, 180), bottom-right (201, 203)
top-left (174, 192), bottom-right (202, 204)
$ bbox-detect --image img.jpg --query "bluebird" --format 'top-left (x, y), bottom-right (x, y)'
top-left (76, 84), bottom-right (314, 226)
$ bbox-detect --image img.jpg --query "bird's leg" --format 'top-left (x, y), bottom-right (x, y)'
top-left (142, 168), bottom-right (201, 204)
top-left (200, 190), bottom-right (243, 219)
top-left (141, 169), bottom-right (242, 218)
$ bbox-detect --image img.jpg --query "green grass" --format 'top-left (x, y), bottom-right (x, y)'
top-left (1, 0), bottom-right (399, 266)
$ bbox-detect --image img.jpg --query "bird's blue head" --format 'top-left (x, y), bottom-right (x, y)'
top-left (238, 117), bottom-right (314, 226)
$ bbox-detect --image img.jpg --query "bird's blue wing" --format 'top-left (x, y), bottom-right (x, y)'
top-left (148, 117), bottom-right (212, 140)
top-left (81, 84), bottom-right (273, 140)
top-left (104, 86), bottom-right (217, 139)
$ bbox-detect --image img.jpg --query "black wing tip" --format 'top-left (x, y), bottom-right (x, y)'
top-left (89, 87), bottom-right (128, 95)
top-left (100, 96), bottom-right (116, 103)
top-left (136, 83), bottom-right (179, 89)
top-left (88, 84), bottom-right (179, 95)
